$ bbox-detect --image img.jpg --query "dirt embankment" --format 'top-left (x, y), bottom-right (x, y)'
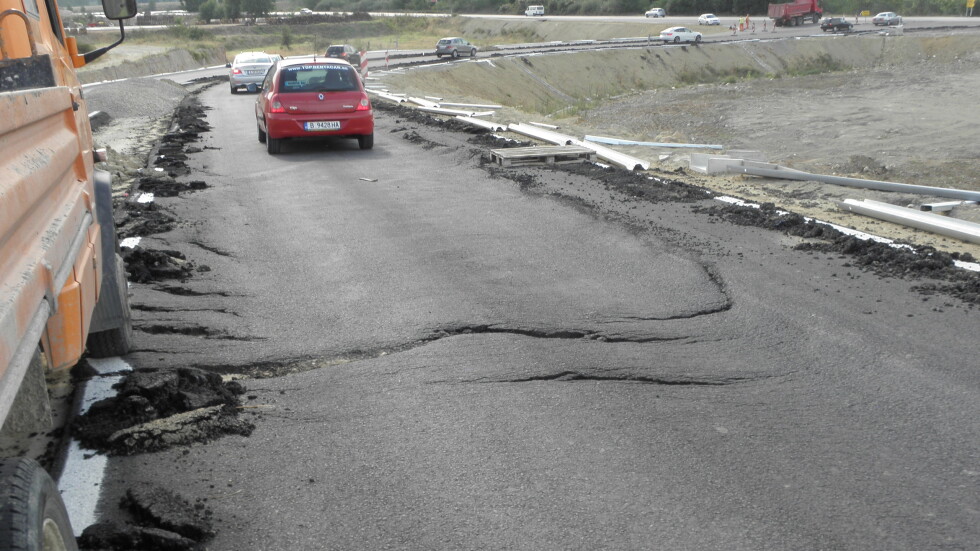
top-left (381, 31), bottom-right (980, 258)
top-left (78, 45), bottom-right (226, 84)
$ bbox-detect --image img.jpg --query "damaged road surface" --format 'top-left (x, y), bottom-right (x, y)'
top-left (91, 83), bottom-right (980, 550)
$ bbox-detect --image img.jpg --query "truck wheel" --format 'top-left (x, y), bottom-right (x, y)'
top-left (86, 254), bottom-right (132, 358)
top-left (0, 458), bottom-right (78, 551)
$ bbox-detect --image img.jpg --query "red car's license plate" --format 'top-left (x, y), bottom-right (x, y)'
top-left (305, 121), bottom-right (341, 131)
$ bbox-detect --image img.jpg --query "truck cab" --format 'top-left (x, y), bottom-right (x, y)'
top-left (525, 5), bottom-right (545, 16)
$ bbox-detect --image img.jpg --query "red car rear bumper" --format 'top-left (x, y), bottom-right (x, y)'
top-left (264, 111), bottom-right (374, 139)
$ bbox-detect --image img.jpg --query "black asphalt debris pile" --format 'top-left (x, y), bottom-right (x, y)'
top-left (136, 171), bottom-right (208, 197)
top-left (117, 88), bottom-right (215, 287)
top-left (697, 201), bottom-right (980, 305)
top-left (558, 162), bottom-right (708, 202)
top-left (72, 367), bottom-right (252, 456)
top-left (117, 202), bottom-right (175, 239)
top-left (152, 95), bottom-right (211, 178)
top-left (123, 248), bottom-right (195, 283)
top-left (376, 100), bottom-right (490, 134)
top-left (78, 484), bottom-right (213, 551)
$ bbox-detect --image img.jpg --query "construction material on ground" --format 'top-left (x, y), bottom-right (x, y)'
top-left (918, 200), bottom-right (977, 213)
top-left (507, 122), bottom-right (575, 145)
top-left (440, 102), bottom-right (502, 109)
top-left (490, 146), bottom-right (597, 167)
top-left (408, 97), bottom-right (440, 108)
top-left (366, 90), bottom-right (406, 103)
top-left (529, 122), bottom-right (559, 129)
top-left (505, 124), bottom-right (650, 170)
top-left (417, 106), bottom-right (495, 117)
top-left (569, 138), bottom-right (651, 171)
top-left (585, 135), bottom-right (724, 150)
top-left (691, 157), bottom-right (980, 202)
top-left (456, 116), bottom-right (506, 131)
top-left (838, 199), bottom-right (980, 245)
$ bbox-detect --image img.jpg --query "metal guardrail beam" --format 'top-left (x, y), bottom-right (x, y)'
top-left (711, 158), bottom-right (980, 202)
top-left (455, 116), bottom-right (506, 131)
top-left (418, 106), bottom-right (495, 117)
top-left (585, 135), bottom-right (724, 150)
top-left (569, 138), bottom-right (650, 171)
top-left (838, 199), bottom-right (980, 244)
top-left (507, 122), bottom-right (574, 145)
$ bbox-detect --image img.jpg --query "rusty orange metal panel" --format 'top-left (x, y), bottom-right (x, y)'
top-left (44, 274), bottom-right (83, 371)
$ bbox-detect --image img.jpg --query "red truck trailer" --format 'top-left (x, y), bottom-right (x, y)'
top-left (768, 0), bottom-right (822, 26)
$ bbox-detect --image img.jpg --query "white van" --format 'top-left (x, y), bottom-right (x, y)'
top-left (525, 5), bottom-right (544, 16)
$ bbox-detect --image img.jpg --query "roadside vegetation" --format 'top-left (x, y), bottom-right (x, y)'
top-left (292, 0), bottom-right (974, 17)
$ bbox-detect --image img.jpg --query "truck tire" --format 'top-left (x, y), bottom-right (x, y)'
top-left (86, 254), bottom-right (132, 358)
top-left (0, 458), bottom-right (78, 551)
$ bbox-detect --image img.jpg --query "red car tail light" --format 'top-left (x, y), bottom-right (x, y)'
top-left (270, 96), bottom-right (285, 113)
top-left (232, 68), bottom-right (242, 74)
top-left (355, 97), bottom-right (371, 111)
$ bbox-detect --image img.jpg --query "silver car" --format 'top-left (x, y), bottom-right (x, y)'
top-left (872, 12), bottom-right (902, 26)
top-left (230, 52), bottom-right (276, 94)
top-left (435, 37), bottom-right (477, 59)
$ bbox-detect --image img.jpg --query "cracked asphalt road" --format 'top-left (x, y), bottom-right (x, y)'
top-left (97, 83), bottom-right (979, 550)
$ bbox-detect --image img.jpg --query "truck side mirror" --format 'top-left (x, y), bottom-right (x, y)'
top-left (102, 0), bottom-right (138, 20)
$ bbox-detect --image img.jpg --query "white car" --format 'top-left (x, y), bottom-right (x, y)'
top-left (645, 8), bottom-right (666, 18)
top-left (298, 7), bottom-right (312, 14)
top-left (660, 26), bottom-right (702, 44)
top-left (872, 12), bottom-right (902, 26)
top-left (698, 13), bottom-right (721, 25)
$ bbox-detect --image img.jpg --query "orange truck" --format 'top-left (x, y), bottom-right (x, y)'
top-left (1, 0), bottom-right (136, 547)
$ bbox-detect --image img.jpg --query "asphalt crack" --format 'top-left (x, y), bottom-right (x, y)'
top-left (465, 370), bottom-right (755, 385)
top-left (425, 324), bottom-right (690, 344)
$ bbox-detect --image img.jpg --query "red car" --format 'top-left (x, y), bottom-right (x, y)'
top-left (255, 57), bottom-right (374, 154)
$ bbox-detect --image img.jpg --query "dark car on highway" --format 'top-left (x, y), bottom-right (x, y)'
top-left (255, 57), bottom-right (374, 154)
top-left (820, 17), bottom-right (853, 32)
top-left (326, 44), bottom-right (361, 69)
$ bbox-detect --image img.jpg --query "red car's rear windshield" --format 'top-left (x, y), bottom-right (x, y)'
top-left (278, 64), bottom-right (359, 93)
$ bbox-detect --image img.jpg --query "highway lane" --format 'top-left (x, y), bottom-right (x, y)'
top-left (92, 80), bottom-right (980, 550)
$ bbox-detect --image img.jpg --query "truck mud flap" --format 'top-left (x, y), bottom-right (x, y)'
top-left (88, 170), bottom-right (128, 335)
